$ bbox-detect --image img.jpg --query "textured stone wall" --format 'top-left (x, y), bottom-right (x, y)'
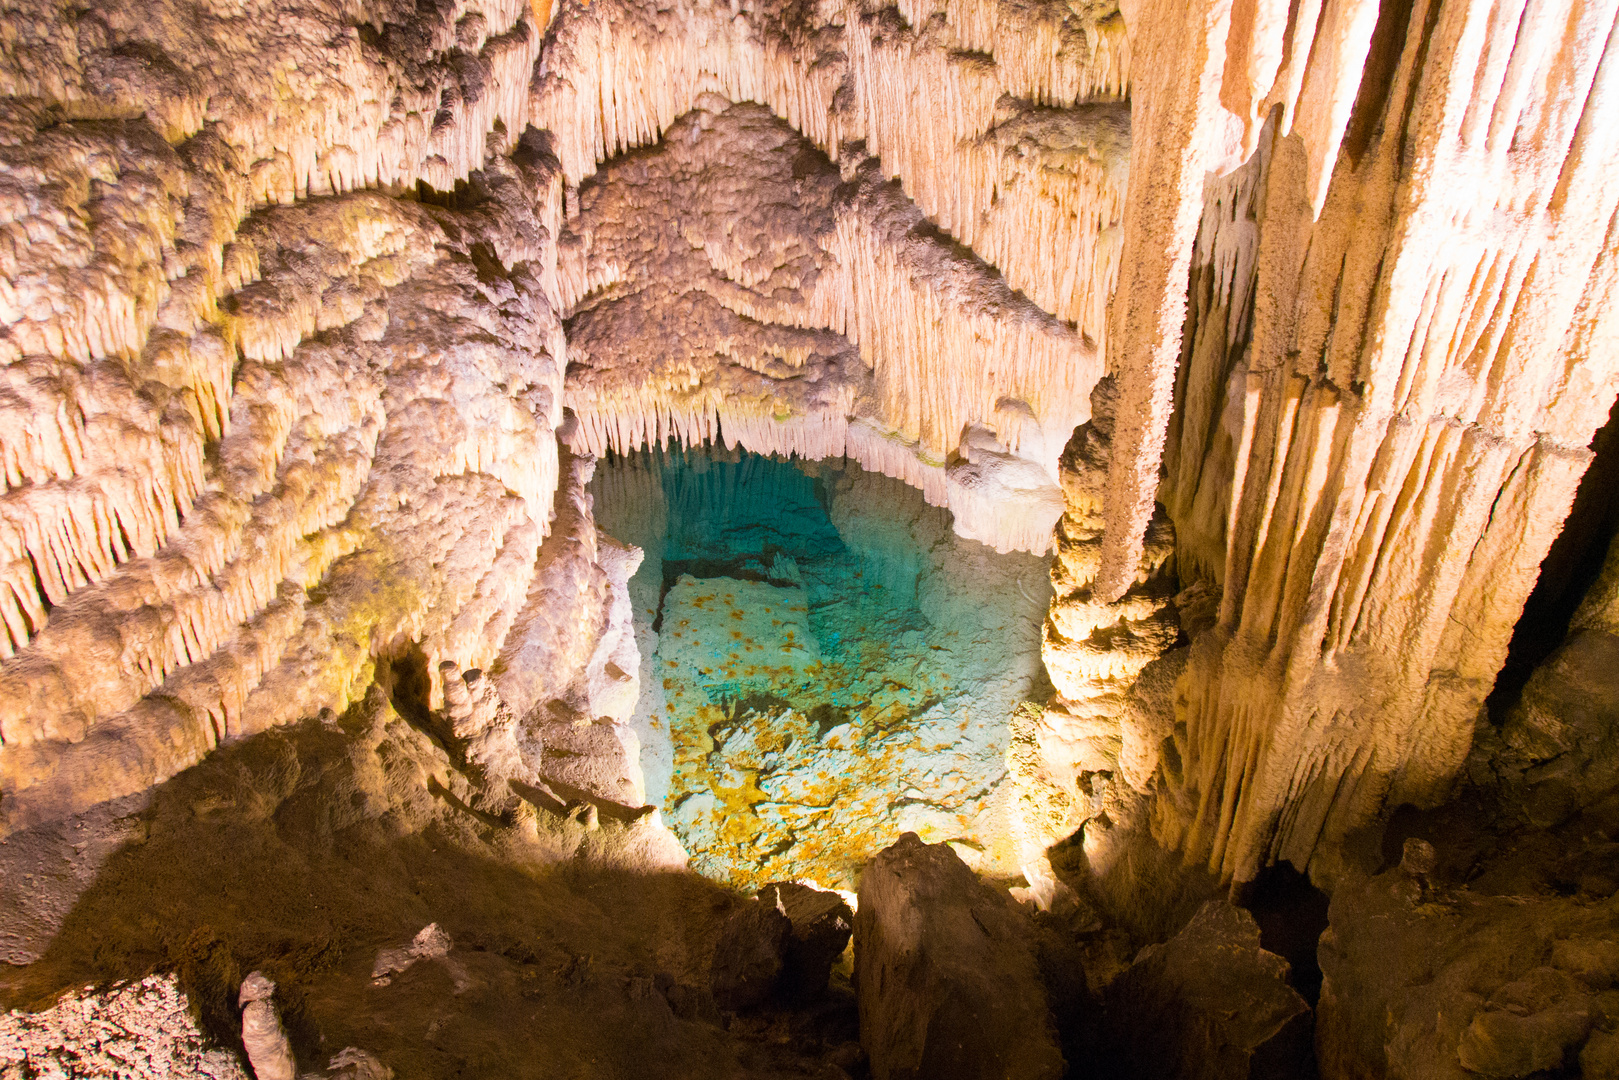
top-left (1104, 0), bottom-right (1619, 881)
top-left (1, 0), bottom-right (1615, 887)
top-left (0, 0), bottom-right (560, 832)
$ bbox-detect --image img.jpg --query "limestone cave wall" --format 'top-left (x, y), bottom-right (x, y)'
top-left (1102, 0), bottom-right (1619, 882)
top-left (0, 0), bottom-right (1615, 939)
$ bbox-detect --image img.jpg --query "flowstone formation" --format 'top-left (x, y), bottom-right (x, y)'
top-left (591, 445), bottom-right (1051, 889)
top-left (2, 0), bottom-right (1618, 1074)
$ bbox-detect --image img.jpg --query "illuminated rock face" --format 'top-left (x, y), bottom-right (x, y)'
top-left (591, 447), bottom-right (1050, 888)
top-left (0, 0), bottom-right (1614, 932)
top-left (0, 159), bottom-right (566, 834)
top-left (559, 100), bottom-right (1088, 556)
top-left (1099, 0), bottom-right (1619, 881)
top-left (5, 0), bottom-right (1619, 1077)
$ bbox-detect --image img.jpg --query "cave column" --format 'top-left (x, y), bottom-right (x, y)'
top-left (1113, 0), bottom-right (1619, 880)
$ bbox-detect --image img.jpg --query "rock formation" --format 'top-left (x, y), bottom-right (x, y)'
top-left (1, 975), bottom-right (249, 1079)
top-left (1, 0), bottom-right (1617, 1074)
top-left (237, 971), bottom-right (296, 1080)
top-left (855, 833), bottom-right (1065, 1080)
top-left (1102, 899), bottom-right (1309, 1079)
top-left (1118, 0), bottom-right (1619, 882)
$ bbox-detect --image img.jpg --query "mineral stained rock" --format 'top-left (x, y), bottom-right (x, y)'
top-left (1, 0), bottom-right (1618, 1075)
top-left (1102, 900), bottom-right (1309, 1080)
top-left (854, 833), bottom-right (1064, 1080)
top-left (0, 0), bottom-right (1612, 907)
top-left (597, 448), bottom-right (1050, 889)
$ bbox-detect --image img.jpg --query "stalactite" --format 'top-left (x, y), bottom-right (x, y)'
top-left (1128, 0), bottom-right (1619, 880)
top-left (0, 0), bottom-right (542, 664)
top-left (0, 156), bottom-right (568, 831)
top-left (532, 0), bottom-right (1130, 340)
top-left (558, 103), bottom-right (1094, 553)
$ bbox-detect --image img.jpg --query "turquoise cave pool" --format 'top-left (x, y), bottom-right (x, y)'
top-left (590, 445), bottom-right (1052, 889)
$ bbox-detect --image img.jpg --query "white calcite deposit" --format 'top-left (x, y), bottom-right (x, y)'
top-left (0, 976), bottom-right (248, 1079)
top-left (1, 0), bottom-right (1618, 1072)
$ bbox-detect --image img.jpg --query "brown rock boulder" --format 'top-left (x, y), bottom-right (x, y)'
top-left (854, 833), bottom-right (1064, 1080)
top-left (709, 897), bottom-right (792, 1011)
top-left (1103, 899), bottom-right (1310, 1080)
top-left (1316, 836), bottom-right (1619, 1080)
top-left (758, 881), bottom-right (854, 1002)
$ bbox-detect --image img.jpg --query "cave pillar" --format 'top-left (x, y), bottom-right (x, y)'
top-left (1112, 0), bottom-right (1619, 880)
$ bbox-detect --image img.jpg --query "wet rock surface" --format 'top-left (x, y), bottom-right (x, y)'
top-left (855, 833), bottom-right (1064, 1080)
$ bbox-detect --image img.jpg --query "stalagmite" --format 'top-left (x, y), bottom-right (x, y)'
top-left (237, 973), bottom-right (295, 1080)
top-left (1, 0), bottom-right (1618, 1075)
top-left (1010, 378), bottom-right (1179, 890)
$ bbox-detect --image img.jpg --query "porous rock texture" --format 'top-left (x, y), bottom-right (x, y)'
top-left (0, 975), bottom-right (249, 1079)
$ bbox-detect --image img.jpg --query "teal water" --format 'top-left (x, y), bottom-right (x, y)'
top-left (590, 444), bottom-right (1050, 887)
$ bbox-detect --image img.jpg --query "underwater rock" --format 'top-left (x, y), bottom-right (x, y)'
top-left (855, 833), bottom-right (1063, 1080)
top-left (601, 450), bottom-right (1049, 890)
